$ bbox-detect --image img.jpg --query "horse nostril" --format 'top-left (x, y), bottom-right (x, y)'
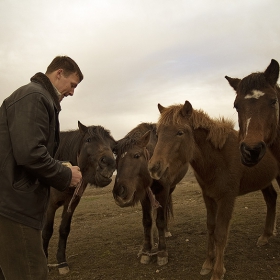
top-left (240, 142), bottom-right (266, 162)
top-left (113, 185), bottom-right (126, 198)
top-left (100, 156), bottom-right (116, 168)
top-left (259, 141), bottom-right (266, 151)
top-left (119, 186), bottom-right (126, 197)
top-left (240, 142), bottom-right (251, 157)
top-left (149, 161), bottom-right (160, 173)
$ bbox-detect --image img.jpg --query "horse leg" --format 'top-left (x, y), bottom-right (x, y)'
top-left (156, 206), bottom-right (168, 266)
top-left (42, 203), bottom-right (59, 261)
top-left (155, 189), bottom-right (171, 266)
top-left (56, 198), bottom-right (81, 274)
top-left (211, 195), bottom-right (235, 280)
top-left (257, 183), bottom-right (277, 246)
top-left (139, 197), bottom-right (153, 264)
top-left (165, 190), bottom-right (174, 238)
top-left (200, 194), bottom-right (217, 276)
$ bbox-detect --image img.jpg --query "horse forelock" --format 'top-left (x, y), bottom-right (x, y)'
top-left (115, 137), bottom-right (138, 156)
top-left (115, 123), bottom-right (156, 156)
top-left (87, 125), bottom-right (114, 141)
top-left (158, 104), bottom-right (235, 149)
top-left (157, 104), bottom-right (185, 126)
top-left (239, 73), bottom-right (270, 95)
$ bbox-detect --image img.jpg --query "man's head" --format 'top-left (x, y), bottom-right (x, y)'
top-left (45, 56), bottom-right (83, 102)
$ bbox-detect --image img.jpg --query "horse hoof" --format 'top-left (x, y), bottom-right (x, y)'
top-left (140, 254), bottom-right (151, 264)
top-left (165, 231), bottom-right (172, 238)
top-left (200, 268), bottom-right (212, 275)
top-left (209, 275), bottom-right (224, 280)
top-left (157, 256), bottom-right (168, 266)
top-left (257, 235), bottom-right (269, 246)
top-left (157, 251), bottom-right (168, 266)
top-left (58, 266), bottom-right (70, 275)
top-left (208, 267), bottom-right (226, 279)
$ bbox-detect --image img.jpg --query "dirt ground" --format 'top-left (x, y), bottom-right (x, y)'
top-left (47, 168), bottom-right (280, 280)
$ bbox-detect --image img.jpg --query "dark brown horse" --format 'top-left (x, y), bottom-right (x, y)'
top-left (148, 101), bottom-right (279, 280)
top-left (225, 59), bottom-right (280, 166)
top-left (112, 123), bottom-right (188, 266)
top-left (43, 121), bottom-right (116, 274)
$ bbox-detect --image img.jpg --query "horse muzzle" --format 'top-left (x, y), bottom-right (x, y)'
top-left (112, 183), bottom-right (135, 207)
top-left (148, 160), bottom-right (167, 180)
top-left (95, 170), bottom-right (114, 187)
top-left (240, 141), bottom-right (266, 167)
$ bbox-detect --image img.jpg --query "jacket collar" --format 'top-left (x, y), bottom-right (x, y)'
top-left (30, 72), bottom-right (61, 112)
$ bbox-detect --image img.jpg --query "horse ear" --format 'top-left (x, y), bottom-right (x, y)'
top-left (225, 76), bottom-right (241, 91)
top-left (181, 101), bottom-right (193, 118)
top-left (78, 121), bottom-right (88, 134)
top-left (264, 59), bottom-right (279, 87)
top-left (138, 130), bottom-right (151, 148)
top-left (158, 103), bottom-right (165, 114)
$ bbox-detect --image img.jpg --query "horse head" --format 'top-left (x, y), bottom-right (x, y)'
top-left (113, 124), bottom-right (156, 207)
top-left (77, 121), bottom-right (116, 187)
top-left (148, 101), bottom-right (193, 182)
top-left (225, 59), bottom-right (280, 166)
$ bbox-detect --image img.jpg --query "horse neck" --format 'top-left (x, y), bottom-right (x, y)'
top-left (275, 86), bottom-right (280, 130)
top-left (268, 86), bottom-right (280, 155)
top-left (189, 128), bottom-right (210, 171)
top-left (147, 130), bottom-right (157, 156)
top-left (57, 131), bottom-right (81, 164)
top-left (269, 127), bottom-right (280, 163)
top-left (187, 111), bottom-right (227, 177)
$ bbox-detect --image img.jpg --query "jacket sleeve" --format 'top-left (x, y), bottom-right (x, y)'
top-left (6, 91), bottom-right (71, 191)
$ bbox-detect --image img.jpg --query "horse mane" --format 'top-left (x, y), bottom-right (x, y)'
top-left (56, 125), bottom-right (115, 163)
top-left (115, 122), bottom-right (156, 156)
top-left (239, 72), bottom-right (280, 95)
top-left (158, 104), bottom-right (235, 149)
top-left (87, 125), bottom-right (115, 141)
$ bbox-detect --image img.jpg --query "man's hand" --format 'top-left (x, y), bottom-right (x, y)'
top-left (61, 162), bottom-right (82, 187)
top-left (69, 166), bottom-right (82, 187)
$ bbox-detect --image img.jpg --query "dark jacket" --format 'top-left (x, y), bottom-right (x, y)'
top-left (0, 73), bottom-right (72, 229)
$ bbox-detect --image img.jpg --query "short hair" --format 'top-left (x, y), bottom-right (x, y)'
top-left (46, 56), bottom-right (83, 82)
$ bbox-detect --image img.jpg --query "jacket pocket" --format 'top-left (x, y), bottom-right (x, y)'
top-left (13, 177), bottom-right (39, 193)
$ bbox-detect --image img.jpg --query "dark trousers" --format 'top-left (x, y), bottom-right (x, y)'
top-left (0, 215), bottom-right (48, 280)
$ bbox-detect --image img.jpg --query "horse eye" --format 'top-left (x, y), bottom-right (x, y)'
top-left (271, 99), bottom-right (277, 106)
top-left (177, 130), bottom-right (184, 136)
top-left (86, 138), bottom-right (91, 143)
top-left (134, 153), bottom-right (140, 159)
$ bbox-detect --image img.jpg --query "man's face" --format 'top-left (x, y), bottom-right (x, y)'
top-left (56, 70), bottom-right (80, 102)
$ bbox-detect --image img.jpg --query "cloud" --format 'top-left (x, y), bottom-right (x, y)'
top-left (0, 0), bottom-right (280, 139)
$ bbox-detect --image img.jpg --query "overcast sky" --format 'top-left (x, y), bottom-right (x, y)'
top-left (1, 0), bottom-right (279, 140)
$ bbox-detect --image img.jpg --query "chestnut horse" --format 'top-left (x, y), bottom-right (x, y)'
top-left (225, 59), bottom-right (280, 166)
top-left (112, 123), bottom-right (188, 266)
top-left (148, 101), bottom-right (279, 280)
top-left (43, 121), bottom-right (116, 274)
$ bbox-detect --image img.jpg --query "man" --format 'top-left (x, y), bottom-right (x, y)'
top-left (0, 56), bottom-right (83, 280)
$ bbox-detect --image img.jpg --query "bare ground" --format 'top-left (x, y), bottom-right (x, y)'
top-left (47, 169), bottom-right (280, 280)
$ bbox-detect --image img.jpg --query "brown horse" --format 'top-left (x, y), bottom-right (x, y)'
top-left (148, 101), bottom-right (279, 280)
top-left (43, 121), bottom-right (116, 274)
top-left (112, 123), bottom-right (188, 266)
top-left (225, 59), bottom-right (280, 166)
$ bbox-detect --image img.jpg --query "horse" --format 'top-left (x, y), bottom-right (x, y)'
top-left (42, 121), bottom-right (116, 274)
top-left (148, 101), bottom-right (279, 280)
top-left (112, 123), bottom-right (188, 266)
top-left (225, 59), bottom-right (280, 166)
